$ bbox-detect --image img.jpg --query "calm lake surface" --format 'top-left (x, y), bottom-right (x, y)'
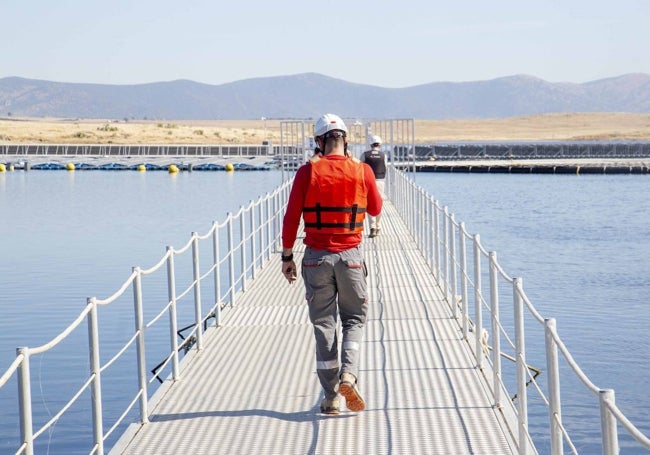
top-left (1, 169), bottom-right (649, 453)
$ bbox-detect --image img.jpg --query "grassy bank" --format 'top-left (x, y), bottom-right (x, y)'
top-left (1, 113), bottom-right (650, 144)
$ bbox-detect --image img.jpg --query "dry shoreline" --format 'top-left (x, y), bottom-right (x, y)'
top-left (2, 113), bottom-right (650, 144)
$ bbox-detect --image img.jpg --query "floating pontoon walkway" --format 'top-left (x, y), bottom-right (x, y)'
top-left (402, 157), bottom-right (650, 174)
top-left (111, 201), bottom-right (517, 455)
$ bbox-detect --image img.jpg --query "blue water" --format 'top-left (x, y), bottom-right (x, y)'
top-left (414, 172), bottom-right (650, 454)
top-left (1, 170), bottom-right (649, 453)
top-left (0, 170), bottom-right (284, 454)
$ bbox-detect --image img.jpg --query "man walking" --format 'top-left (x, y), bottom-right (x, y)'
top-left (281, 114), bottom-right (382, 414)
top-left (361, 135), bottom-right (386, 238)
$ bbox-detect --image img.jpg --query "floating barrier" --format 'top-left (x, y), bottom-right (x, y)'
top-left (30, 163), bottom-right (67, 170)
top-left (233, 162), bottom-right (271, 171)
top-left (416, 163), bottom-right (650, 174)
top-left (98, 162), bottom-right (130, 171)
top-left (75, 163), bottom-right (99, 170)
top-left (140, 163), bottom-right (166, 171)
top-left (3, 160), bottom-right (274, 171)
top-left (193, 163), bottom-right (226, 171)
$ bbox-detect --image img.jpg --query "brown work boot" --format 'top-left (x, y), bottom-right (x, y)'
top-left (339, 373), bottom-right (365, 412)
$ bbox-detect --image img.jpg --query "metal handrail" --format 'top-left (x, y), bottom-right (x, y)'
top-left (390, 165), bottom-right (650, 454)
top-left (0, 178), bottom-right (291, 455)
top-left (0, 143), bottom-right (280, 157)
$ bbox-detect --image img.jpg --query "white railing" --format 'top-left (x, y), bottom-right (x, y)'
top-left (389, 165), bottom-right (650, 454)
top-left (0, 179), bottom-right (291, 455)
top-left (0, 143), bottom-right (279, 156)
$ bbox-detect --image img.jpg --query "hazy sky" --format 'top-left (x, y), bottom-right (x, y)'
top-left (1, 0), bottom-right (647, 88)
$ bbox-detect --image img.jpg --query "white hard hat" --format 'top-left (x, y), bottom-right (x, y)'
top-left (370, 135), bottom-right (382, 145)
top-left (314, 113), bottom-right (348, 138)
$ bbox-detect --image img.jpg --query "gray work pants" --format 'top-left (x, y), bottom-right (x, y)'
top-left (301, 246), bottom-right (368, 399)
top-left (369, 179), bottom-right (385, 230)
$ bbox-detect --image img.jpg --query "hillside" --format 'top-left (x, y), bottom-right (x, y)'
top-left (1, 73), bottom-right (649, 120)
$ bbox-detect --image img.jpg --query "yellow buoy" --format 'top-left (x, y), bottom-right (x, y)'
top-left (225, 163), bottom-right (234, 172)
top-left (138, 164), bottom-right (146, 172)
top-left (168, 164), bottom-right (179, 173)
top-left (0, 163), bottom-right (6, 172)
top-left (66, 162), bottom-right (75, 171)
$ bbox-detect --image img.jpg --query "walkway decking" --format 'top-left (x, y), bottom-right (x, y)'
top-left (110, 201), bottom-right (518, 455)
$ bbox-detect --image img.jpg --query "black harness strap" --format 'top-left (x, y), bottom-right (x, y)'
top-left (349, 204), bottom-right (358, 231)
top-left (304, 203), bottom-right (367, 231)
top-left (315, 203), bottom-right (321, 229)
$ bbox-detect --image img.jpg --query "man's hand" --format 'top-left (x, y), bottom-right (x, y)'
top-left (282, 260), bottom-right (297, 284)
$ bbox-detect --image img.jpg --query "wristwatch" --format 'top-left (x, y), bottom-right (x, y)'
top-left (281, 252), bottom-right (294, 262)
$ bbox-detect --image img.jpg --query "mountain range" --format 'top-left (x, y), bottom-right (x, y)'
top-left (1, 73), bottom-right (649, 120)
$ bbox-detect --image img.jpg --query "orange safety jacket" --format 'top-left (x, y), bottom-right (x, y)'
top-left (303, 156), bottom-right (368, 234)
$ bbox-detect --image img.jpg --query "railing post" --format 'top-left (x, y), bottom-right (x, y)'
top-left (241, 209), bottom-right (247, 292)
top-left (600, 389), bottom-right (619, 455)
top-left (271, 192), bottom-right (277, 251)
top-left (442, 206), bottom-right (449, 299)
top-left (407, 176), bottom-right (414, 231)
top-left (412, 187), bottom-right (419, 240)
top-left (211, 225), bottom-right (222, 327)
top-left (473, 234), bottom-right (483, 369)
top-left (262, 197), bottom-right (268, 262)
top-left (228, 214), bottom-right (236, 306)
top-left (275, 191), bottom-right (282, 252)
top-left (545, 317), bottom-right (563, 455)
top-left (426, 195), bottom-right (433, 271)
top-left (266, 195), bottom-right (272, 261)
top-left (414, 188), bottom-right (420, 244)
top-left (250, 203), bottom-right (257, 280)
top-left (132, 268), bottom-right (149, 423)
top-left (191, 233), bottom-right (203, 349)
top-left (166, 247), bottom-right (180, 378)
top-left (395, 168), bottom-right (402, 211)
top-left (257, 200), bottom-right (263, 265)
top-left (417, 188), bottom-right (427, 254)
top-left (16, 347), bottom-right (34, 455)
top-left (411, 179), bottom-right (416, 232)
top-left (489, 251), bottom-right (502, 409)
top-left (449, 213), bottom-right (458, 318)
top-left (434, 201), bottom-right (440, 281)
top-left (275, 187), bottom-right (282, 251)
top-left (513, 277), bottom-right (529, 455)
top-left (87, 298), bottom-right (105, 455)
top-left (421, 192), bottom-right (428, 263)
top-left (459, 222), bottom-right (469, 339)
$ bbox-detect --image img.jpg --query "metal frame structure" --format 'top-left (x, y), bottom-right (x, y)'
top-left (278, 117), bottom-right (415, 173)
top-left (0, 144), bottom-right (276, 156)
top-left (421, 142), bottom-right (650, 160)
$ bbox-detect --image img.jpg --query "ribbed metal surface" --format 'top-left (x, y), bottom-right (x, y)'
top-left (112, 202), bottom-right (517, 455)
